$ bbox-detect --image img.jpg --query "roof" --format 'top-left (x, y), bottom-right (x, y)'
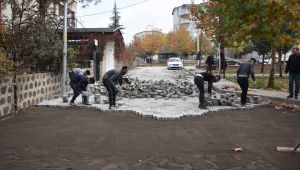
top-left (67, 28), bottom-right (118, 33)
top-left (172, 4), bottom-right (189, 15)
top-left (171, 3), bottom-right (206, 15)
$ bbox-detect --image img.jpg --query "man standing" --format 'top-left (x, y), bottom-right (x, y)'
top-left (206, 55), bottom-right (214, 73)
top-left (194, 72), bottom-right (221, 109)
top-left (70, 75), bottom-right (95, 106)
top-left (285, 47), bottom-right (300, 99)
top-left (102, 66), bottom-right (129, 109)
top-left (236, 58), bottom-right (256, 106)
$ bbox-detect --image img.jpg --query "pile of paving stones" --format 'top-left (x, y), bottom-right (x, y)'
top-left (207, 92), bottom-right (267, 107)
top-left (115, 78), bottom-right (198, 99)
top-left (88, 76), bottom-right (268, 107)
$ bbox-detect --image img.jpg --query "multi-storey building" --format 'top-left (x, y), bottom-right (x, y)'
top-left (172, 4), bottom-right (197, 37)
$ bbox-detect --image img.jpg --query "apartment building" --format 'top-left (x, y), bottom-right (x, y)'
top-left (172, 4), bottom-right (197, 38)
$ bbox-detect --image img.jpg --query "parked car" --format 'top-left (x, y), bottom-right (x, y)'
top-left (167, 57), bottom-right (183, 69)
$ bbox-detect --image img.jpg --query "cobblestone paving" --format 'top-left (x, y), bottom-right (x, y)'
top-left (38, 67), bottom-right (270, 119)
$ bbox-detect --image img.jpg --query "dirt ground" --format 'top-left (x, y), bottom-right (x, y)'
top-left (0, 107), bottom-right (299, 170)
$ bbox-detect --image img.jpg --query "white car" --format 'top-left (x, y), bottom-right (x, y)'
top-left (167, 57), bottom-right (183, 69)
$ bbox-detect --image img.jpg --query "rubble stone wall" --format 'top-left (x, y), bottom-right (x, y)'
top-left (0, 73), bottom-right (67, 117)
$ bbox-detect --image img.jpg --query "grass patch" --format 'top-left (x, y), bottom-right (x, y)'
top-left (226, 76), bottom-right (288, 91)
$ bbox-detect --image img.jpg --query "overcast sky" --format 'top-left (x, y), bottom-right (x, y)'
top-left (77, 0), bottom-right (203, 45)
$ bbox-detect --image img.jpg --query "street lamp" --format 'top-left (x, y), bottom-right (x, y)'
top-left (62, 0), bottom-right (68, 103)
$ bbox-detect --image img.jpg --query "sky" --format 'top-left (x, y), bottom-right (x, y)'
top-left (77, 0), bottom-right (203, 45)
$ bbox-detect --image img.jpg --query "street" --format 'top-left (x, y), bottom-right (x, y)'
top-left (0, 67), bottom-right (300, 169)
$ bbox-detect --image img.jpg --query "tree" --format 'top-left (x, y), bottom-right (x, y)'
top-left (252, 39), bottom-right (271, 73)
top-left (190, 2), bottom-right (227, 78)
top-left (109, 0), bottom-right (123, 29)
top-left (199, 33), bottom-right (214, 56)
top-left (166, 27), bottom-right (195, 56)
top-left (78, 0), bottom-right (101, 7)
top-left (0, 0), bottom-right (64, 73)
top-left (209, 0), bottom-right (300, 88)
top-left (141, 31), bottom-right (165, 56)
top-left (131, 37), bottom-right (145, 58)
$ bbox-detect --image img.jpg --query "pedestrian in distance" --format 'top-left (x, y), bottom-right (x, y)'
top-left (206, 55), bottom-right (214, 73)
top-left (285, 47), bottom-right (300, 99)
top-left (236, 58), bottom-right (256, 106)
top-left (102, 66), bottom-right (130, 109)
top-left (70, 75), bottom-right (95, 106)
top-left (194, 72), bottom-right (221, 109)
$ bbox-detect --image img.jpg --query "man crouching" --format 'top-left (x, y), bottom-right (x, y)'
top-left (194, 72), bottom-right (221, 109)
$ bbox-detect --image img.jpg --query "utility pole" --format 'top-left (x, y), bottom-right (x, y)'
top-left (93, 39), bottom-right (99, 81)
top-left (218, 43), bottom-right (221, 76)
top-left (62, 0), bottom-right (68, 103)
top-left (196, 29), bottom-right (200, 67)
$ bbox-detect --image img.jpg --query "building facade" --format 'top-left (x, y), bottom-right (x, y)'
top-left (67, 28), bottom-right (126, 79)
top-left (172, 4), bottom-right (197, 37)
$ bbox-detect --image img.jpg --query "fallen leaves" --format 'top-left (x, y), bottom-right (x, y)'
top-left (273, 103), bottom-right (300, 112)
top-left (230, 147), bottom-right (244, 152)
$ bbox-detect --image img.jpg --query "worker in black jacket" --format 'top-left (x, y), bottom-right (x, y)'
top-left (194, 72), bottom-right (221, 109)
top-left (285, 47), bottom-right (300, 99)
top-left (206, 55), bottom-right (214, 73)
top-left (237, 58), bottom-right (256, 106)
top-left (102, 66), bottom-right (129, 109)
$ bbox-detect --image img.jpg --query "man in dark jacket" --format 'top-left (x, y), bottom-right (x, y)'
top-left (70, 75), bottom-right (95, 106)
top-left (69, 68), bottom-right (91, 104)
top-left (194, 72), bottom-right (221, 109)
top-left (206, 55), bottom-right (214, 73)
top-left (102, 66), bottom-right (129, 109)
top-left (285, 47), bottom-right (300, 99)
top-left (237, 58), bottom-right (256, 106)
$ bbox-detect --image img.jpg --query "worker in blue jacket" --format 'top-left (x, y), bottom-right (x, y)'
top-left (70, 75), bottom-right (95, 106)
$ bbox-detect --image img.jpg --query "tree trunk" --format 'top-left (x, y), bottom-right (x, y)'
top-left (267, 47), bottom-right (276, 88)
top-left (261, 53), bottom-right (265, 73)
top-left (38, 0), bottom-right (47, 21)
top-left (283, 53), bottom-right (287, 72)
top-left (278, 49), bottom-right (282, 77)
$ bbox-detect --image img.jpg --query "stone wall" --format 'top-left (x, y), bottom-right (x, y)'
top-left (0, 73), bottom-right (66, 117)
top-left (0, 78), bottom-right (13, 116)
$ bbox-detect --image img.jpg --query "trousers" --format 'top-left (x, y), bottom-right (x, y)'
top-left (194, 76), bottom-right (205, 106)
top-left (103, 79), bottom-right (117, 106)
top-left (237, 77), bottom-right (248, 105)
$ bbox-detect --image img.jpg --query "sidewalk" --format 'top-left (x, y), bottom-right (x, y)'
top-left (184, 66), bottom-right (299, 104)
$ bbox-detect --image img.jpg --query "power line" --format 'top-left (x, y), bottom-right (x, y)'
top-left (77, 0), bottom-right (150, 18)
